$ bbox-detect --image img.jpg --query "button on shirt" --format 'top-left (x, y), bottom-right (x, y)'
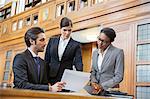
top-left (58, 37), bottom-right (70, 61)
top-left (97, 46), bottom-right (110, 71)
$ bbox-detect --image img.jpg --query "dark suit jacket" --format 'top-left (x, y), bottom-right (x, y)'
top-left (45, 37), bottom-right (83, 84)
top-left (13, 49), bottom-right (49, 91)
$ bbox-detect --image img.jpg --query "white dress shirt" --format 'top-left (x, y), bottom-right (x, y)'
top-left (97, 45), bottom-right (110, 71)
top-left (58, 37), bottom-right (70, 61)
top-left (28, 47), bottom-right (38, 57)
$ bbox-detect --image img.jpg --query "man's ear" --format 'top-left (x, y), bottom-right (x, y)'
top-left (29, 39), bottom-right (34, 45)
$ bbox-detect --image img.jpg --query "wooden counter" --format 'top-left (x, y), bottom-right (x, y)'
top-left (0, 88), bottom-right (115, 99)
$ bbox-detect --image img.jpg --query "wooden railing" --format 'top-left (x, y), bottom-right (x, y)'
top-left (0, 88), bottom-right (115, 99)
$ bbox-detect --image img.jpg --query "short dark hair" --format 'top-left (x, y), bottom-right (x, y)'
top-left (60, 17), bottom-right (72, 28)
top-left (100, 27), bottom-right (116, 42)
top-left (24, 27), bottom-right (44, 47)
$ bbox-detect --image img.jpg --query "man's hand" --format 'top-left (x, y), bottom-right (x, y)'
top-left (91, 82), bottom-right (103, 94)
top-left (49, 82), bottom-right (66, 92)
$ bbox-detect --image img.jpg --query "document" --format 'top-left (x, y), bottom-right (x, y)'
top-left (61, 69), bottom-right (90, 92)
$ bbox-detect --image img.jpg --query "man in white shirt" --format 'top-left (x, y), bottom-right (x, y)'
top-left (13, 27), bottom-right (65, 91)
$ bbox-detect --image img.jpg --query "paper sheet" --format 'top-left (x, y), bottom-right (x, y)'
top-left (61, 69), bottom-right (90, 92)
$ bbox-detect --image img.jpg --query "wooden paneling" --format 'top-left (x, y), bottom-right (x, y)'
top-left (0, 51), bottom-right (5, 82)
top-left (111, 23), bottom-right (135, 94)
top-left (81, 43), bottom-right (92, 72)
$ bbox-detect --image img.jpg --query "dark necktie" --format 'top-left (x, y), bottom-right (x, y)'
top-left (33, 57), bottom-right (40, 80)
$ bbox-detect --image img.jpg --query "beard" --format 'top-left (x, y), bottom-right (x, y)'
top-left (36, 46), bottom-right (45, 52)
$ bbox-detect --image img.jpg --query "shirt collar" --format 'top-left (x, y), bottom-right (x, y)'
top-left (98, 45), bottom-right (110, 55)
top-left (60, 36), bottom-right (70, 42)
top-left (28, 47), bottom-right (38, 57)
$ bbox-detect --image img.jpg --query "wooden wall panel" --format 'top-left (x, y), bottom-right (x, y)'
top-left (111, 23), bottom-right (135, 94)
top-left (81, 43), bottom-right (92, 72)
top-left (0, 51), bottom-right (5, 82)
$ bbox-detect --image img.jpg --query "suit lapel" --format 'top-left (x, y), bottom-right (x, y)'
top-left (54, 37), bottom-right (60, 61)
top-left (25, 50), bottom-right (39, 82)
top-left (39, 58), bottom-right (44, 83)
top-left (101, 45), bottom-right (113, 71)
top-left (94, 50), bottom-right (99, 71)
top-left (61, 38), bottom-right (73, 61)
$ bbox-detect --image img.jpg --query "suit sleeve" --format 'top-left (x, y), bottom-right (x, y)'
top-left (13, 54), bottom-right (49, 91)
top-left (73, 43), bottom-right (83, 71)
top-left (101, 49), bottom-right (124, 90)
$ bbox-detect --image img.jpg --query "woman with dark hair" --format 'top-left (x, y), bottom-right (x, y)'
top-left (88, 27), bottom-right (124, 95)
top-left (45, 17), bottom-right (83, 85)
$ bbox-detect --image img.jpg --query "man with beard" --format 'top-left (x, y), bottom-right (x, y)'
top-left (13, 27), bottom-right (65, 92)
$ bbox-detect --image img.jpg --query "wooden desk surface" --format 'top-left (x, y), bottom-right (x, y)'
top-left (0, 88), bottom-right (114, 99)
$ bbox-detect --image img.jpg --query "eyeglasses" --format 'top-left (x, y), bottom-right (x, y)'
top-left (97, 37), bottom-right (110, 45)
top-left (63, 29), bottom-right (72, 32)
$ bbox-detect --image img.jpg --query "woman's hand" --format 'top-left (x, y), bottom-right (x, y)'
top-left (91, 82), bottom-right (103, 94)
